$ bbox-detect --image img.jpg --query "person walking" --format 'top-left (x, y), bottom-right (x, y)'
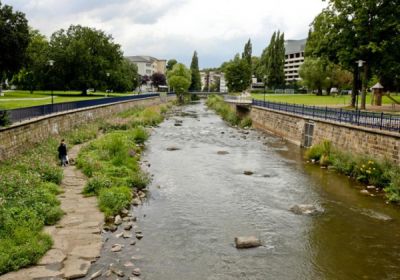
top-left (58, 139), bottom-right (68, 167)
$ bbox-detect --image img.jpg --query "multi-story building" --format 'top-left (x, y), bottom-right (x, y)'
top-left (125, 56), bottom-right (167, 77)
top-left (200, 71), bottom-right (227, 92)
top-left (284, 39), bottom-right (307, 82)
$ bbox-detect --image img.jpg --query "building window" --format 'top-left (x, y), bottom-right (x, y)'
top-left (146, 63), bottom-right (151, 67)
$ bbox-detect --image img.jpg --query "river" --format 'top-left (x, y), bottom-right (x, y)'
top-left (86, 101), bottom-right (400, 280)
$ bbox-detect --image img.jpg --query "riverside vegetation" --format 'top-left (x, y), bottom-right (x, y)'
top-left (0, 104), bottom-right (169, 275)
top-left (77, 105), bottom-right (169, 217)
top-left (306, 140), bottom-right (400, 202)
top-left (206, 95), bottom-right (252, 128)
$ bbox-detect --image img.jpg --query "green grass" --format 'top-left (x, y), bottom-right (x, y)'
top-left (306, 140), bottom-right (400, 202)
top-left (0, 90), bottom-right (140, 110)
top-left (252, 93), bottom-right (400, 106)
top-left (0, 138), bottom-right (64, 274)
top-left (77, 105), bottom-right (166, 217)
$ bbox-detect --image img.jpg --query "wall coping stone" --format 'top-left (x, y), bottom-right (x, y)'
top-left (252, 105), bottom-right (400, 139)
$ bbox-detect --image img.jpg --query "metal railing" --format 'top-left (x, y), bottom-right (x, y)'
top-left (1, 93), bottom-right (162, 124)
top-left (252, 99), bottom-right (400, 133)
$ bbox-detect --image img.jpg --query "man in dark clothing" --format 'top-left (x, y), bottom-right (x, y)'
top-left (58, 139), bottom-right (68, 166)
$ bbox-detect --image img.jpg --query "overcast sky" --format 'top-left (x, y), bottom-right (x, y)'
top-left (4, 0), bottom-right (326, 68)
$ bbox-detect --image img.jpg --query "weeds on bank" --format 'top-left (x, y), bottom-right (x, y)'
top-left (77, 106), bottom-right (166, 217)
top-left (306, 140), bottom-right (400, 202)
top-left (0, 139), bottom-right (64, 274)
top-left (206, 95), bottom-right (252, 128)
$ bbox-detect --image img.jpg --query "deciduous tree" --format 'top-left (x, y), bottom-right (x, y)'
top-left (167, 63), bottom-right (191, 103)
top-left (225, 54), bottom-right (252, 92)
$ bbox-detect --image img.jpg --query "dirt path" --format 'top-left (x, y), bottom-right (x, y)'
top-left (0, 144), bottom-right (104, 280)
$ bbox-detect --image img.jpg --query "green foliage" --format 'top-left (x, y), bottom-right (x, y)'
top-left (108, 59), bottom-right (139, 92)
top-left (99, 186), bottom-right (132, 216)
top-left (0, 2), bottom-right (29, 80)
top-left (306, 140), bottom-right (400, 202)
top-left (0, 137), bottom-right (64, 274)
top-left (49, 25), bottom-right (123, 94)
top-left (67, 124), bottom-right (99, 144)
top-left (83, 175), bottom-right (112, 196)
top-left (224, 54), bottom-right (252, 92)
top-left (189, 51), bottom-right (201, 91)
top-left (260, 31), bottom-right (285, 88)
top-left (242, 39), bottom-right (252, 66)
top-left (131, 126), bottom-right (149, 144)
top-left (0, 110), bottom-right (11, 127)
top-left (166, 59), bottom-right (178, 71)
top-left (206, 95), bottom-right (249, 127)
top-left (167, 63), bottom-right (191, 103)
top-left (239, 116), bottom-right (252, 128)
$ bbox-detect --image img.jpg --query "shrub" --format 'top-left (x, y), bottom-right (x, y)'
top-left (98, 186), bottom-right (132, 216)
top-left (41, 182), bottom-right (63, 195)
top-left (0, 110), bottom-right (10, 127)
top-left (131, 126), bottom-right (149, 144)
top-left (239, 116), bottom-right (252, 128)
top-left (128, 171), bottom-right (150, 190)
top-left (331, 150), bottom-right (356, 176)
top-left (83, 175), bottom-right (113, 196)
top-left (385, 170), bottom-right (400, 202)
top-left (67, 124), bottom-right (98, 144)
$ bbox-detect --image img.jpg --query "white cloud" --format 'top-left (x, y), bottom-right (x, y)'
top-left (4, 0), bottom-right (326, 67)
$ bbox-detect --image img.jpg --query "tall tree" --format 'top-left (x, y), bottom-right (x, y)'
top-left (0, 2), bottom-right (29, 94)
top-left (49, 25), bottom-right (123, 95)
top-left (12, 29), bottom-right (49, 92)
top-left (189, 51), bottom-right (201, 91)
top-left (225, 54), bottom-right (252, 92)
top-left (261, 31), bottom-right (285, 88)
top-left (151, 72), bottom-right (167, 90)
top-left (307, 0), bottom-right (400, 107)
top-left (167, 63), bottom-right (191, 103)
top-left (108, 59), bottom-right (139, 92)
top-left (299, 58), bottom-right (329, 95)
top-left (242, 39), bottom-right (252, 66)
top-left (166, 59), bottom-right (178, 71)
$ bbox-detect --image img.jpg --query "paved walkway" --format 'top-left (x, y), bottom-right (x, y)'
top-left (0, 145), bottom-right (104, 280)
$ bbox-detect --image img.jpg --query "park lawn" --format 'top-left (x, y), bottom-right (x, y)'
top-left (0, 90), bottom-right (139, 110)
top-left (252, 93), bottom-right (400, 106)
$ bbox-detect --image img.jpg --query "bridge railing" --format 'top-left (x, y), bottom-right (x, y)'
top-left (224, 94), bottom-right (252, 103)
top-left (252, 99), bottom-right (400, 133)
top-left (1, 93), bottom-right (165, 125)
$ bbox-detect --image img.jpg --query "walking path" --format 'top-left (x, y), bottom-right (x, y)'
top-left (0, 144), bottom-right (104, 280)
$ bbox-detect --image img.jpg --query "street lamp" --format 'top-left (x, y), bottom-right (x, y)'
top-left (355, 60), bottom-right (365, 110)
top-left (106, 72), bottom-right (110, 97)
top-left (48, 60), bottom-right (55, 108)
top-left (263, 75), bottom-right (267, 104)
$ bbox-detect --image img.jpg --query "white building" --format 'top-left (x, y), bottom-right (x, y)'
top-left (284, 39), bottom-right (307, 82)
top-left (199, 71), bottom-right (227, 92)
top-left (125, 56), bottom-right (167, 77)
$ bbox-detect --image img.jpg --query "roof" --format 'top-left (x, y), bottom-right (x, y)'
top-left (371, 82), bottom-right (384, 89)
top-left (125, 56), bottom-right (165, 63)
top-left (285, 39), bottom-right (307, 55)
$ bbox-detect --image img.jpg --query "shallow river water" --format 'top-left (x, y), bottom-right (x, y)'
top-left (87, 102), bottom-right (400, 280)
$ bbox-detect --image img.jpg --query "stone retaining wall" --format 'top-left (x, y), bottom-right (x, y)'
top-left (250, 106), bottom-right (400, 165)
top-left (0, 96), bottom-right (175, 162)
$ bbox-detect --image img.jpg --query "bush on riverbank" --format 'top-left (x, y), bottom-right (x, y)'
top-left (77, 106), bottom-right (165, 216)
top-left (306, 141), bottom-right (400, 202)
top-left (0, 139), bottom-right (64, 274)
top-left (206, 95), bottom-right (252, 128)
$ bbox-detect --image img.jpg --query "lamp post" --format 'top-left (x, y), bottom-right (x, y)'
top-left (106, 72), bottom-right (110, 97)
top-left (48, 60), bottom-right (55, 109)
top-left (355, 60), bottom-right (365, 111)
top-left (263, 75), bottom-right (267, 104)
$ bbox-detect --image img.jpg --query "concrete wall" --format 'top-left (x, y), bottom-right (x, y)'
top-left (251, 106), bottom-right (400, 165)
top-left (0, 96), bottom-right (175, 162)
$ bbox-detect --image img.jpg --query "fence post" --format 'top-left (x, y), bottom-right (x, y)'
top-left (380, 112), bottom-right (384, 130)
top-left (325, 106), bottom-right (328, 120)
top-left (312, 106), bottom-right (315, 118)
top-left (339, 108), bottom-right (342, 122)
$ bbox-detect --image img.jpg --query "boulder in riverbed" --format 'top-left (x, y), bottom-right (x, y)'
top-left (243, 171), bottom-right (254, 176)
top-left (166, 146), bottom-right (180, 151)
top-left (234, 236), bottom-right (261, 249)
top-left (217, 151), bottom-right (229, 155)
top-left (290, 204), bottom-right (322, 216)
top-left (114, 215), bottom-right (122, 225)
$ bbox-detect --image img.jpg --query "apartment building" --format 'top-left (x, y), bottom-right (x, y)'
top-left (284, 39), bottom-right (307, 82)
top-left (125, 56), bottom-right (167, 76)
top-left (200, 71), bottom-right (227, 92)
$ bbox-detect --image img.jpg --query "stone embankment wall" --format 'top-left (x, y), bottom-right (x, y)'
top-left (0, 96), bottom-right (175, 161)
top-left (251, 106), bottom-right (400, 165)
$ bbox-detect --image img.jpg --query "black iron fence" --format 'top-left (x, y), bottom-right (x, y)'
top-left (252, 99), bottom-right (400, 133)
top-left (1, 93), bottom-right (162, 124)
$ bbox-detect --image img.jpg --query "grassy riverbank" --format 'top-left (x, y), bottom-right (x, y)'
top-left (0, 103), bottom-right (169, 274)
top-left (305, 141), bottom-right (400, 202)
top-left (0, 139), bottom-right (64, 274)
top-left (77, 105), bottom-right (169, 217)
top-left (206, 95), bottom-right (252, 128)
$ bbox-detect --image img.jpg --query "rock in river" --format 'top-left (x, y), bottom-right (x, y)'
top-left (217, 151), bottom-right (229, 155)
top-left (167, 146), bottom-right (180, 151)
top-left (290, 204), bottom-right (322, 216)
top-left (243, 171), bottom-right (254, 176)
top-left (234, 236), bottom-right (262, 249)
top-left (114, 215), bottom-right (122, 225)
